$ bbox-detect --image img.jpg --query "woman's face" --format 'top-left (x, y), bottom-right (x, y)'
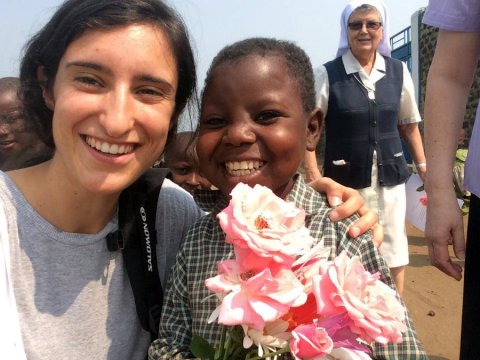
top-left (347, 9), bottom-right (383, 59)
top-left (44, 24), bottom-right (178, 195)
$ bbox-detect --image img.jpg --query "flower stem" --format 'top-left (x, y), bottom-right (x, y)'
top-left (214, 326), bottom-right (228, 360)
top-left (247, 346), bottom-right (290, 360)
top-left (222, 330), bottom-right (233, 360)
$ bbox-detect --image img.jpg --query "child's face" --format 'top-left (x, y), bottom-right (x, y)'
top-left (0, 90), bottom-right (25, 156)
top-left (0, 89), bottom-right (45, 170)
top-left (197, 54), bottom-right (321, 198)
top-left (42, 24), bottom-right (178, 194)
top-left (167, 133), bottom-right (213, 193)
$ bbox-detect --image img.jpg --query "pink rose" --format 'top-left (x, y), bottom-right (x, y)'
top-left (217, 183), bottom-right (314, 268)
top-left (290, 323), bottom-right (333, 359)
top-left (290, 313), bottom-right (371, 359)
top-left (315, 313), bottom-right (371, 353)
top-left (312, 252), bottom-right (407, 344)
top-left (205, 259), bottom-right (307, 330)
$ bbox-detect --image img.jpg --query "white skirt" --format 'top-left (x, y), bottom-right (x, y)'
top-left (359, 152), bottom-right (409, 268)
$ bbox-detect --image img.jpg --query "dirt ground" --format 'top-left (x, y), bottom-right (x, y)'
top-left (403, 221), bottom-right (466, 360)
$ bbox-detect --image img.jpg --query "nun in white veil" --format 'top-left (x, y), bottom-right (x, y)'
top-left (304, 0), bottom-right (427, 296)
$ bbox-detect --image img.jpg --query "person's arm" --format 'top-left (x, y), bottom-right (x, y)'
top-left (308, 176), bottom-right (382, 247)
top-left (397, 62), bottom-right (427, 182)
top-left (398, 123), bottom-right (427, 182)
top-left (304, 65), bottom-right (329, 183)
top-left (424, 29), bottom-right (480, 280)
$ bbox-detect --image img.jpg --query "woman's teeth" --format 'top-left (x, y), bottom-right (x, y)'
top-left (85, 136), bottom-right (134, 155)
top-left (225, 160), bottom-right (263, 176)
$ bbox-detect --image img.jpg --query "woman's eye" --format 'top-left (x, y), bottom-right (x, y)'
top-left (75, 76), bottom-right (101, 87)
top-left (138, 87), bottom-right (164, 97)
top-left (256, 111), bottom-right (280, 123)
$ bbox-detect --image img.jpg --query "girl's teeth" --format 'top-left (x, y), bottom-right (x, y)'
top-left (225, 161), bottom-right (264, 176)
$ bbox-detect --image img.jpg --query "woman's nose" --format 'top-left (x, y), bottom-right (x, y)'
top-left (99, 86), bottom-right (135, 137)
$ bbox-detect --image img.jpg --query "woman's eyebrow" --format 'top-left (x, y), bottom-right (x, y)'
top-left (66, 61), bottom-right (112, 74)
top-left (65, 61), bottom-right (175, 92)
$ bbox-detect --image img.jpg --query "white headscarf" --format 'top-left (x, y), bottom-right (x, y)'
top-left (336, 0), bottom-right (391, 58)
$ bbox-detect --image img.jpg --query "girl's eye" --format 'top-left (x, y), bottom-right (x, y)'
top-left (256, 110), bottom-right (281, 123)
top-left (201, 117), bottom-right (226, 129)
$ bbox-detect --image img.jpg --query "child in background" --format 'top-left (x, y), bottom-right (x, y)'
top-left (164, 131), bottom-right (213, 193)
top-left (149, 38), bottom-right (427, 359)
top-left (0, 77), bottom-right (52, 170)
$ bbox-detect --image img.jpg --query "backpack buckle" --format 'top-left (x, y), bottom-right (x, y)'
top-left (106, 230), bottom-right (125, 251)
top-left (148, 304), bottom-right (162, 337)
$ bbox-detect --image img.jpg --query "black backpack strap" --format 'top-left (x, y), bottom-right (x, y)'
top-left (115, 168), bottom-right (170, 340)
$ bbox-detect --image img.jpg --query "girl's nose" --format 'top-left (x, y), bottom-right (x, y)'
top-left (222, 119), bottom-right (255, 146)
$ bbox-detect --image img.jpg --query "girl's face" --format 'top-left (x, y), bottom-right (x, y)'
top-left (197, 55), bottom-right (321, 198)
top-left (43, 24), bottom-right (178, 194)
top-left (347, 9), bottom-right (383, 58)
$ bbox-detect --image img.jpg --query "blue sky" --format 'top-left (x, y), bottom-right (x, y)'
top-left (0, 0), bottom-right (428, 84)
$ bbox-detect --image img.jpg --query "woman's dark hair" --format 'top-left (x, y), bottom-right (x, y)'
top-left (20, 0), bottom-right (197, 148)
top-left (202, 37), bottom-right (316, 113)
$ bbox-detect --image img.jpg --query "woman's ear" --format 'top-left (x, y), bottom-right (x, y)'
top-left (306, 108), bottom-right (323, 151)
top-left (37, 66), bottom-right (55, 110)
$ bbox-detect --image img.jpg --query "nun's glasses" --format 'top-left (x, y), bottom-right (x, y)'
top-left (348, 21), bottom-right (382, 31)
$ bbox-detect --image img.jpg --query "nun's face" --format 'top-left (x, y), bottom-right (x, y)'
top-left (347, 9), bottom-right (383, 59)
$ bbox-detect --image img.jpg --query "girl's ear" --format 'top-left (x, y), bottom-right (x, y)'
top-left (37, 66), bottom-right (55, 110)
top-left (306, 108), bottom-right (323, 151)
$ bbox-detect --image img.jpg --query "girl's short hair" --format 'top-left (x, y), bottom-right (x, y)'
top-left (20, 0), bottom-right (197, 148)
top-left (202, 38), bottom-right (316, 114)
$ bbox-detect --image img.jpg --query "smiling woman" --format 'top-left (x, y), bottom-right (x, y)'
top-left (0, 1), bottom-right (203, 359)
top-left (38, 23), bottom-right (177, 195)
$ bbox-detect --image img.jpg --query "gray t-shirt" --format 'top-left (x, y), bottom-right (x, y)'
top-left (0, 172), bottom-right (203, 360)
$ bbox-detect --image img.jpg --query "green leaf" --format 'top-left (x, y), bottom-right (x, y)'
top-left (191, 335), bottom-right (215, 360)
top-left (229, 326), bottom-right (246, 344)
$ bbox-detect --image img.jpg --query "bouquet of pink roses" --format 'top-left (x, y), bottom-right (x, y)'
top-left (191, 183), bottom-right (406, 360)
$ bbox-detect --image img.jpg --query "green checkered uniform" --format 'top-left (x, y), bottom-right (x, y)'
top-left (149, 176), bottom-right (428, 359)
